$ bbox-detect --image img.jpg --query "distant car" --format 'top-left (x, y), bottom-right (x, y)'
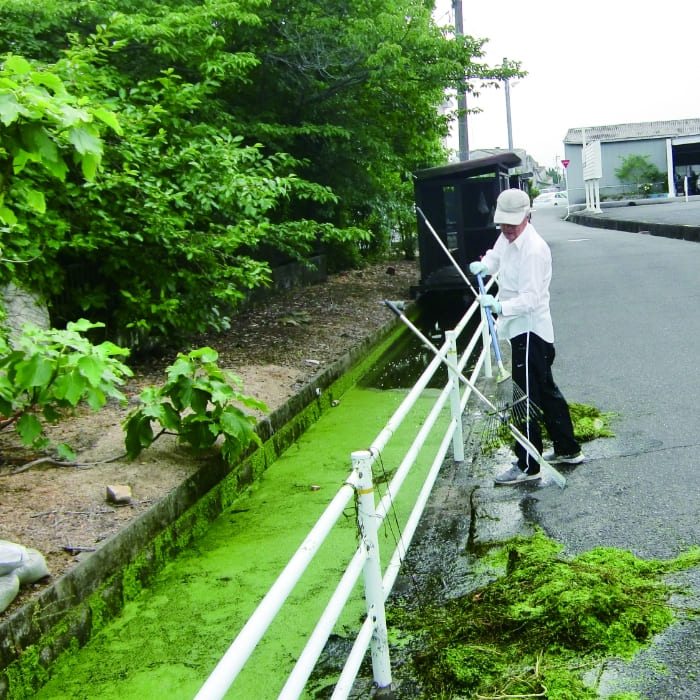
top-left (533, 191), bottom-right (568, 208)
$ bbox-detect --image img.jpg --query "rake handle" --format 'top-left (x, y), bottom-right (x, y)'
top-left (476, 272), bottom-right (511, 385)
top-left (384, 299), bottom-right (496, 411)
top-left (415, 206), bottom-right (479, 299)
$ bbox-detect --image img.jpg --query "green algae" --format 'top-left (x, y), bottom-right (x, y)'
top-left (391, 529), bottom-right (700, 699)
top-left (31, 386), bottom-right (451, 699)
top-left (3, 646), bottom-right (47, 700)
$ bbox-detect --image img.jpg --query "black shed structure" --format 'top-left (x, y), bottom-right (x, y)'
top-left (412, 151), bottom-right (525, 298)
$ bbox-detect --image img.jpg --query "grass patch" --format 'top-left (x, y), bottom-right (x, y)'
top-left (390, 530), bottom-right (700, 698)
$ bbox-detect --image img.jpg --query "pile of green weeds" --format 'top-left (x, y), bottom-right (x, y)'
top-left (481, 401), bottom-right (614, 454)
top-left (568, 402), bottom-right (616, 442)
top-left (391, 531), bottom-right (700, 699)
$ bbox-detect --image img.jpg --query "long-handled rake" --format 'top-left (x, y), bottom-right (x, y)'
top-left (415, 206), bottom-right (536, 424)
top-left (473, 270), bottom-right (540, 434)
top-left (384, 300), bottom-right (565, 488)
top-left (415, 205), bottom-right (479, 298)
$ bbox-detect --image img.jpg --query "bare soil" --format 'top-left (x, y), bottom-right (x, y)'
top-left (0, 259), bottom-right (419, 617)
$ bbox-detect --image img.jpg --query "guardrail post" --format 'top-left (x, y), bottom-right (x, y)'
top-left (352, 450), bottom-right (392, 692)
top-left (445, 330), bottom-right (464, 462)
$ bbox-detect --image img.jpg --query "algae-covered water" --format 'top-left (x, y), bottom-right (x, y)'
top-left (34, 386), bottom-right (450, 699)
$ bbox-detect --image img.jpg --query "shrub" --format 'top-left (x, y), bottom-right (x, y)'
top-left (0, 319), bottom-right (132, 460)
top-left (124, 347), bottom-right (267, 466)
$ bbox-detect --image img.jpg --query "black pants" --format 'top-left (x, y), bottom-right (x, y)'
top-left (511, 332), bottom-right (580, 473)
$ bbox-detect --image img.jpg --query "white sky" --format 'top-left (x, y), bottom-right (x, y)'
top-left (434, 0), bottom-right (700, 170)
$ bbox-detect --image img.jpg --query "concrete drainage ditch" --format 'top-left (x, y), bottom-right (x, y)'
top-left (0, 313), bottom-right (409, 700)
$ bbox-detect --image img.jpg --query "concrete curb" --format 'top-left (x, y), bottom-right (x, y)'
top-left (568, 212), bottom-right (700, 242)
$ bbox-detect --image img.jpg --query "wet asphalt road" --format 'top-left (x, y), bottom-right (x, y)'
top-left (393, 200), bottom-right (700, 698)
top-left (513, 203), bottom-right (700, 697)
top-left (534, 202), bottom-right (700, 560)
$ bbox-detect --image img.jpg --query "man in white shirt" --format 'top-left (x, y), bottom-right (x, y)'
top-left (469, 188), bottom-right (583, 485)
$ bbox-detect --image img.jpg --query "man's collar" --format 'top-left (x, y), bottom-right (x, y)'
top-left (511, 222), bottom-right (532, 249)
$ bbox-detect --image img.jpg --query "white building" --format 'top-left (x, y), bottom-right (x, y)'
top-left (563, 119), bottom-right (700, 204)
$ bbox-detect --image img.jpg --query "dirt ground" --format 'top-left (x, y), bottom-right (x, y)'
top-left (0, 258), bottom-right (419, 617)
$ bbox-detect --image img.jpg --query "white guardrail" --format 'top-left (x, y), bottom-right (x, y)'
top-left (194, 283), bottom-right (497, 700)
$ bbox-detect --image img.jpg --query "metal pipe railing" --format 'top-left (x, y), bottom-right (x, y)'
top-left (194, 299), bottom-right (490, 700)
top-left (355, 451), bottom-right (392, 690)
top-left (193, 475), bottom-right (360, 700)
top-left (294, 331), bottom-right (490, 699)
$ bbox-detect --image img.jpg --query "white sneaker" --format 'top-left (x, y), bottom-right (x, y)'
top-left (543, 451), bottom-right (584, 465)
top-left (494, 465), bottom-right (541, 485)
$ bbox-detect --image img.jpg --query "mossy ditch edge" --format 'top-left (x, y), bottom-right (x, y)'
top-left (0, 309), bottom-right (412, 700)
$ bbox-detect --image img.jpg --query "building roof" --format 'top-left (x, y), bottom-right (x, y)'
top-left (564, 118), bottom-right (700, 144)
top-left (413, 151), bottom-right (521, 182)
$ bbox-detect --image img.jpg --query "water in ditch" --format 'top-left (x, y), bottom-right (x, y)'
top-left (33, 306), bottom-right (473, 699)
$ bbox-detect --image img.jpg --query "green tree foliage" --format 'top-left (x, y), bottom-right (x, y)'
top-left (0, 0), bottom-right (520, 348)
top-left (545, 167), bottom-right (561, 185)
top-left (615, 153), bottom-right (665, 194)
top-left (0, 53), bottom-right (120, 238)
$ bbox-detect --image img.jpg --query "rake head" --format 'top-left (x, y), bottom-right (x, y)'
top-left (480, 382), bottom-right (541, 454)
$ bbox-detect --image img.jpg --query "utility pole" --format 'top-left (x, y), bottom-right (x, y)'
top-left (453, 0), bottom-right (469, 160)
top-left (503, 58), bottom-right (513, 150)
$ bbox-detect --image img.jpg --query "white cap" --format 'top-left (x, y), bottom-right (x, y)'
top-left (493, 188), bottom-right (531, 225)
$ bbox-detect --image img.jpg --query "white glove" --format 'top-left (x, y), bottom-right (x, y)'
top-left (469, 261), bottom-right (488, 276)
top-left (479, 294), bottom-right (502, 314)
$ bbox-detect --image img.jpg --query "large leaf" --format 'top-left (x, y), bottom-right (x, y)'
top-left (79, 151), bottom-right (100, 181)
top-left (52, 369), bottom-right (87, 405)
top-left (92, 107), bottom-right (122, 135)
top-left (78, 354), bottom-right (106, 387)
top-left (21, 123), bottom-right (59, 165)
top-left (0, 92), bottom-right (25, 126)
top-left (124, 413), bottom-right (155, 458)
top-left (68, 123), bottom-right (102, 156)
top-left (14, 355), bottom-right (54, 389)
top-left (189, 347), bottom-right (219, 364)
top-left (0, 205), bottom-right (17, 226)
top-left (16, 413), bottom-right (43, 445)
top-left (0, 396), bottom-right (13, 418)
top-left (188, 387), bottom-right (210, 415)
top-left (56, 443), bottom-right (77, 461)
top-left (24, 188), bottom-right (46, 213)
top-left (3, 55), bottom-right (32, 76)
top-left (83, 385), bottom-right (107, 411)
top-left (12, 148), bottom-right (41, 173)
top-left (219, 405), bottom-right (254, 442)
top-left (179, 417), bottom-right (217, 451)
